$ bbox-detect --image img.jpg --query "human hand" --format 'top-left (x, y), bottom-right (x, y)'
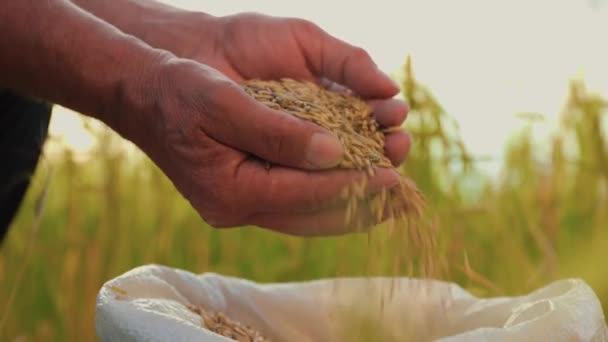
top-left (125, 55), bottom-right (406, 236)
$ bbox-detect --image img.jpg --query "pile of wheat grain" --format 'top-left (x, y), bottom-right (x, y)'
top-left (186, 304), bottom-right (270, 342)
top-left (242, 78), bottom-right (394, 175)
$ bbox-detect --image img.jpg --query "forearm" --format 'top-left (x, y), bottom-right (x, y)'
top-left (70, 0), bottom-right (216, 58)
top-left (0, 0), bottom-right (168, 132)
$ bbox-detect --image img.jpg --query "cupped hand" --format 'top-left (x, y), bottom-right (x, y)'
top-left (127, 14), bottom-right (412, 236)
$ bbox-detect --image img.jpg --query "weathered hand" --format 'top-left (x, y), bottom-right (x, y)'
top-left (118, 13), bottom-right (416, 235)
top-left (132, 57), bottom-right (403, 236)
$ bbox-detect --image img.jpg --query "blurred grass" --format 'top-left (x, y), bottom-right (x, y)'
top-left (1, 57), bottom-right (607, 341)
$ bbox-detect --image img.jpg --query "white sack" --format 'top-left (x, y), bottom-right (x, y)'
top-left (96, 264), bottom-right (607, 342)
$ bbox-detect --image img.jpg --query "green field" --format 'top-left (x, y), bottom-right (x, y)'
top-left (1, 58), bottom-right (607, 341)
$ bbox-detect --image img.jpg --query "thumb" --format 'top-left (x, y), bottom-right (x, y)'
top-left (203, 77), bottom-right (344, 170)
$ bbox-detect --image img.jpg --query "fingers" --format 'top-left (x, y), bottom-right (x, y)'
top-left (368, 99), bottom-right (411, 166)
top-left (293, 21), bottom-right (399, 99)
top-left (384, 131), bottom-right (412, 166)
top-left (234, 160), bottom-right (402, 214)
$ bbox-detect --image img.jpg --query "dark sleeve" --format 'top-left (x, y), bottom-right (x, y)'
top-left (0, 89), bottom-right (51, 243)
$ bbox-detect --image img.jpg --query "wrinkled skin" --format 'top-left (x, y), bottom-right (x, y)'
top-left (128, 13), bottom-right (412, 236)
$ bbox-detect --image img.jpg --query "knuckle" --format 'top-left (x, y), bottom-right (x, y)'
top-left (350, 46), bottom-right (371, 63)
top-left (235, 12), bottom-right (265, 21)
top-left (290, 18), bottom-right (321, 36)
top-left (204, 72), bottom-right (235, 98)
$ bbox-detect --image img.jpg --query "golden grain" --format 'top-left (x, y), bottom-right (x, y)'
top-left (242, 79), bottom-right (394, 174)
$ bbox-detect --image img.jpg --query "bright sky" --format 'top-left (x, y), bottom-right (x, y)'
top-left (50, 0), bottom-right (608, 168)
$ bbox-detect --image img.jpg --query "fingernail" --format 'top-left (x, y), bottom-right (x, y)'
top-left (307, 132), bottom-right (343, 169)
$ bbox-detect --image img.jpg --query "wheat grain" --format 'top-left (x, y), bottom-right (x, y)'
top-left (186, 304), bottom-right (270, 342)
